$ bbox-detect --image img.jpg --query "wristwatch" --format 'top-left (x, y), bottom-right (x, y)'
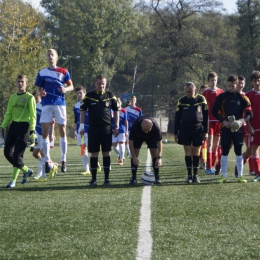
top-left (157, 156), bottom-right (162, 159)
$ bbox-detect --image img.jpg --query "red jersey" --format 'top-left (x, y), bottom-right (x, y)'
top-left (240, 92), bottom-right (246, 125)
top-left (246, 89), bottom-right (260, 132)
top-left (203, 88), bottom-right (224, 122)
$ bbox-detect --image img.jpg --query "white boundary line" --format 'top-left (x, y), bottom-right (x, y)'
top-left (136, 149), bottom-right (153, 260)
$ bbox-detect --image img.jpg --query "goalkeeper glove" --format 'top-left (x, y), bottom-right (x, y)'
top-left (27, 131), bottom-right (37, 147)
top-left (230, 119), bottom-right (245, 132)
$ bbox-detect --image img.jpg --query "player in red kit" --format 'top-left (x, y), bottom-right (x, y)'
top-left (245, 71), bottom-right (260, 181)
top-left (234, 75), bottom-right (255, 177)
top-left (203, 72), bottom-right (223, 174)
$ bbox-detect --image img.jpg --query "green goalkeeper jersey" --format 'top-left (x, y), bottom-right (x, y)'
top-left (1, 92), bottom-right (36, 131)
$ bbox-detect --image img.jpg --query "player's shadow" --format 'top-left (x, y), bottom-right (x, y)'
top-left (0, 176), bottom-right (233, 192)
top-left (0, 183), bottom-right (146, 192)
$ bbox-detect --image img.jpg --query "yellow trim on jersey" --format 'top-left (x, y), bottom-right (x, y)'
top-left (103, 97), bottom-right (116, 102)
top-left (85, 96), bottom-right (99, 102)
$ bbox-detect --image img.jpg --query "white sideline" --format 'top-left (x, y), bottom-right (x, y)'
top-left (136, 149), bottom-right (153, 260)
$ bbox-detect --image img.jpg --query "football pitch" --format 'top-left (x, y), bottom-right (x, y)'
top-left (0, 141), bottom-right (260, 259)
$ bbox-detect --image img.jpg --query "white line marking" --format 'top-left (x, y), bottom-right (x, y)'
top-left (136, 149), bottom-right (153, 260)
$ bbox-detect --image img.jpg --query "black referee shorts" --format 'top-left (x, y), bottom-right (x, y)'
top-left (88, 125), bottom-right (112, 153)
top-left (178, 123), bottom-right (204, 147)
top-left (133, 136), bottom-right (158, 149)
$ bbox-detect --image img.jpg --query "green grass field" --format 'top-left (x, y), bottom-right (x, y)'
top-left (0, 141), bottom-right (260, 259)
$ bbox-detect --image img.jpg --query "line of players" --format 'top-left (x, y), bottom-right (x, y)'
top-left (0, 48), bottom-right (145, 187)
top-left (195, 71), bottom-right (260, 182)
top-left (31, 89), bottom-right (143, 181)
top-left (73, 88), bottom-right (142, 175)
top-left (4, 49), bottom-right (260, 186)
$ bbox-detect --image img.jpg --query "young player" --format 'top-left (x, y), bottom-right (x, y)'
top-left (73, 86), bottom-right (102, 174)
top-left (32, 91), bottom-right (57, 181)
top-left (174, 82), bottom-right (209, 183)
top-left (245, 71), bottom-right (260, 181)
top-left (125, 95), bottom-right (142, 157)
top-left (234, 75), bottom-right (255, 177)
top-left (200, 84), bottom-right (208, 93)
top-left (35, 49), bottom-right (74, 174)
top-left (212, 75), bottom-right (252, 183)
top-left (0, 75), bottom-right (36, 188)
top-left (112, 98), bottom-right (128, 165)
top-left (203, 72), bottom-right (223, 174)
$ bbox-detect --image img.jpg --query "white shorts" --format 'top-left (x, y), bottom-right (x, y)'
top-left (112, 133), bottom-right (126, 143)
top-left (40, 105), bottom-right (67, 125)
top-left (76, 133), bottom-right (88, 146)
top-left (34, 132), bottom-right (42, 149)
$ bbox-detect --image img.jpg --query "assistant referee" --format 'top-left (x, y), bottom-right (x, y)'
top-left (79, 75), bottom-right (119, 187)
top-left (174, 82), bottom-right (209, 183)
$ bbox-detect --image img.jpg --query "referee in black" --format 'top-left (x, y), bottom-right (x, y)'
top-left (174, 82), bottom-right (209, 183)
top-left (79, 75), bottom-right (119, 186)
top-left (129, 116), bottom-right (163, 185)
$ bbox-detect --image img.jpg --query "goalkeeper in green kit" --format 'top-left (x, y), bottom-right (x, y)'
top-left (0, 75), bottom-right (36, 188)
top-left (212, 75), bottom-right (252, 183)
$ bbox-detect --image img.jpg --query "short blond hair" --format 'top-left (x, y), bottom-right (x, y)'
top-left (17, 74), bottom-right (28, 83)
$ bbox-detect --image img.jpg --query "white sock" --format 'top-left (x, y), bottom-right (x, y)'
top-left (236, 155), bottom-right (243, 177)
top-left (113, 145), bottom-right (120, 156)
top-left (42, 162), bottom-right (46, 178)
top-left (60, 137), bottom-right (67, 162)
top-left (37, 157), bottom-right (43, 176)
top-left (42, 138), bottom-right (50, 162)
top-left (82, 154), bottom-right (89, 171)
top-left (221, 155), bottom-right (228, 178)
top-left (119, 143), bottom-right (125, 161)
top-left (126, 144), bottom-right (130, 153)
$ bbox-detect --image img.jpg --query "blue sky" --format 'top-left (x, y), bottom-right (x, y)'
top-left (222, 0), bottom-right (237, 13)
top-left (25, 0), bottom-right (238, 14)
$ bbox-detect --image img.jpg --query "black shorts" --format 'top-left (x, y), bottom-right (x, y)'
top-left (178, 123), bottom-right (204, 147)
top-left (88, 125), bottom-right (112, 153)
top-left (4, 121), bottom-right (29, 168)
top-left (221, 128), bottom-right (244, 147)
top-left (133, 137), bottom-right (158, 149)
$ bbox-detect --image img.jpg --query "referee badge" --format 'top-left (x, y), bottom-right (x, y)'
top-left (105, 101), bottom-right (110, 107)
top-left (237, 100), bottom-right (240, 106)
top-left (197, 105), bottom-right (202, 112)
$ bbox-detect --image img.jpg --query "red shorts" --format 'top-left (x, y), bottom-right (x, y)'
top-left (250, 132), bottom-right (260, 146)
top-left (209, 122), bottom-right (221, 136)
top-left (245, 134), bottom-right (251, 147)
top-left (243, 124), bottom-right (247, 139)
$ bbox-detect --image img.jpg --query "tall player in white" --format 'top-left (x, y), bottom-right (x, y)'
top-left (35, 49), bottom-right (74, 174)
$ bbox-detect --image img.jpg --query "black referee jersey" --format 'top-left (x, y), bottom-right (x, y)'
top-left (174, 94), bottom-right (209, 135)
top-left (129, 116), bottom-right (162, 141)
top-left (80, 90), bottom-right (118, 126)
